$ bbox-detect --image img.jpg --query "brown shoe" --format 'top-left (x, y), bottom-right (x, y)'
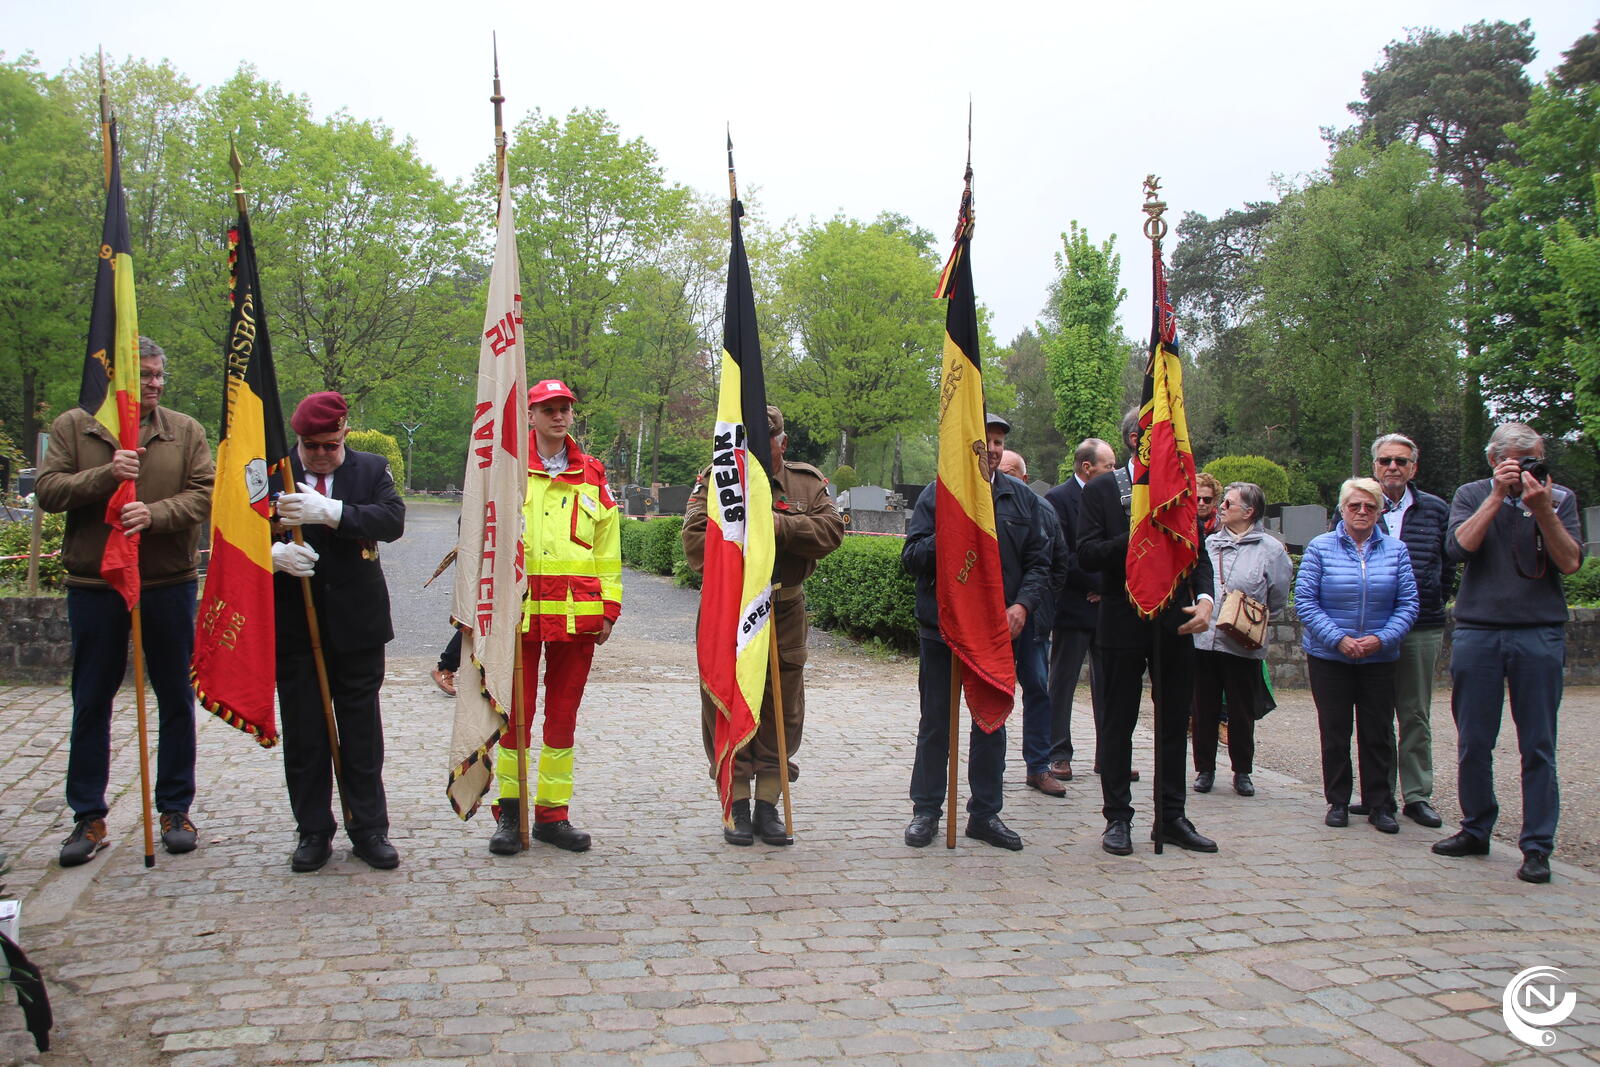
top-left (1048, 760), bottom-right (1074, 782)
top-left (1026, 772), bottom-right (1067, 797)
top-left (431, 668), bottom-right (457, 696)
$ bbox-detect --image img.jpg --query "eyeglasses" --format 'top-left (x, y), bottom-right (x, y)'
top-left (1217, 500), bottom-right (1235, 510)
top-left (1344, 501), bottom-right (1379, 513)
top-left (301, 441), bottom-right (342, 453)
top-left (1197, 496), bottom-right (1214, 504)
top-left (139, 372), bottom-right (166, 383)
top-left (1375, 456), bottom-right (1412, 467)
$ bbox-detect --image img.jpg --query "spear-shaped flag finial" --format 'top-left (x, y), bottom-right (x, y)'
top-left (726, 126), bottom-right (740, 211)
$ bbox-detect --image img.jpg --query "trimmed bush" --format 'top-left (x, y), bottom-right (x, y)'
top-left (619, 517), bottom-right (650, 568)
top-left (0, 513), bottom-right (66, 591)
top-left (1564, 556), bottom-right (1600, 605)
top-left (347, 429), bottom-right (405, 489)
top-left (832, 465), bottom-right (860, 492)
top-left (805, 533), bottom-right (918, 650)
top-left (1204, 455), bottom-right (1291, 509)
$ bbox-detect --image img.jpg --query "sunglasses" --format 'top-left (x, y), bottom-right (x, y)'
top-left (1375, 456), bottom-right (1412, 467)
top-left (1345, 501), bottom-right (1379, 513)
top-left (301, 441), bottom-right (342, 453)
top-left (1197, 496), bottom-right (1214, 504)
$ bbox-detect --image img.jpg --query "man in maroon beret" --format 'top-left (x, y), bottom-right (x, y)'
top-left (272, 391), bottom-right (406, 872)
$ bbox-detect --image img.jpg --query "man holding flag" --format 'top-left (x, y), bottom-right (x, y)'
top-left (39, 337), bottom-right (214, 865)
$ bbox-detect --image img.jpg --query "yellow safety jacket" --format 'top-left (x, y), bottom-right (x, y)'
top-left (521, 434), bottom-right (623, 640)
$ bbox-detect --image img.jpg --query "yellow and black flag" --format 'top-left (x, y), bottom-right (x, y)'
top-left (192, 208), bottom-right (289, 746)
top-left (933, 166), bottom-right (1014, 732)
top-left (697, 136), bottom-right (777, 822)
top-left (79, 117), bottom-right (142, 609)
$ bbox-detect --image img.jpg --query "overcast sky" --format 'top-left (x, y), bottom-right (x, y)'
top-left (8, 0), bottom-right (1593, 346)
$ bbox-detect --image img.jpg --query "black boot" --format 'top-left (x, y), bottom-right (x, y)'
top-left (489, 798), bottom-right (522, 855)
top-left (753, 800), bottom-right (792, 846)
top-left (724, 799), bottom-right (753, 846)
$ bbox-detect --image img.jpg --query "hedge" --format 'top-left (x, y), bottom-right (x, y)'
top-left (0, 514), bottom-right (65, 591)
top-left (347, 429), bottom-right (404, 489)
top-left (1203, 455), bottom-right (1291, 509)
top-left (620, 516), bottom-right (686, 580)
top-left (805, 533), bottom-right (918, 649)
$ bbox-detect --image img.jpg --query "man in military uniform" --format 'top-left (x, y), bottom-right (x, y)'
top-left (683, 405), bottom-right (844, 845)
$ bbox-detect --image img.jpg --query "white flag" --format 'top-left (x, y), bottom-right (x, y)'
top-left (447, 171), bottom-right (529, 817)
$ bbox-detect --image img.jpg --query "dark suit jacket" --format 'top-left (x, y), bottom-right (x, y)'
top-left (1076, 469), bottom-right (1214, 650)
top-left (1043, 476), bottom-right (1103, 632)
top-left (274, 448), bottom-right (406, 654)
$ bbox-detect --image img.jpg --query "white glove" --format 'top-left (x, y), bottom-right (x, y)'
top-left (271, 540), bottom-right (320, 577)
top-left (277, 484), bottom-right (344, 528)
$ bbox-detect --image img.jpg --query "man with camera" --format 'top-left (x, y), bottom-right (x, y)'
top-left (1434, 423), bottom-right (1581, 884)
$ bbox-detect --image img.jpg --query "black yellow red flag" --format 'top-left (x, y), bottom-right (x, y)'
top-left (933, 171), bottom-right (1014, 732)
top-left (192, 210), bottom-right (290, 746)
top-left (697, 138), bottom-right (777, 821)
top-left (79, 118), bottom-right (142, 609)
top-left (1125, 247), bottom-right (1198, 617)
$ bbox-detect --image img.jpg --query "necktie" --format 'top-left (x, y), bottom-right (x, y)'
top-left (315, 473), bottom-right (328, 496)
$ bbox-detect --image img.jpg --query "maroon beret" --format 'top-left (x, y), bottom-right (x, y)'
top-left (291, 392), bottom-right (349, 435)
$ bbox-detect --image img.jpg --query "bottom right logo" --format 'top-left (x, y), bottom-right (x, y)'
top-left (1503, 966), bottom-right (1578, 1048)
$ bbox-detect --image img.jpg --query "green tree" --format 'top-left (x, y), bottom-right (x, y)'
top-left (1475, 83), bottom-right (1600, 449)
top-left (771, 214), bottom-right (944, 472)
top-left (996, 327), bottom-right (1064, 481)
top-left (0, 55), bottom-right (96, 461)
top-left (1260, 139), bottom-right (1467, 476)
top-left (503, 107), bottom-right (691, 435)
top-left (1041, 222), bottom-right (1125, 451)
top-left (1555, 20), bottom-right (1600, 90)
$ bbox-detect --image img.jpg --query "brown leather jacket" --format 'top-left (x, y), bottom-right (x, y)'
top-left (37, 406), bottom-right (214, 590)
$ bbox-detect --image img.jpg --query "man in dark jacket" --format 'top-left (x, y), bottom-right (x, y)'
top-left (1077, 410), bottom-right (1216, 856)
top-left (1043, 438), bottom-right (1116, 785)
top-left (38, 337), bottom-right (214, 866)
top-left (902, 414), bottom-right (1055, 850)
top-left (272, 392), bottom-right (406, 872)
top-left (1369, 433), bottom-right (1452, 829)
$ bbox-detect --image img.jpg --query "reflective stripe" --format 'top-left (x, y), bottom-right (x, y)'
top-left (495, 744), bottom-right (525, 798)
top-left (535, 744), bottom-right (574, 808)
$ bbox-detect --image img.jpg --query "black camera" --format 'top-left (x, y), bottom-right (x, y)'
top-left (1508, 455), bottom-right (1550, 497)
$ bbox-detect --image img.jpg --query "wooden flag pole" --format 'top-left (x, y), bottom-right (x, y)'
top-left (130, 605), bottom-right (156, 867)
top-left (767, 621), bottom-right (794, 841)
top-left (512, 634), bottom-right (530, 849)
top-left (947, 657), bottom-right (961, 849)
top-left (1143, 175), bottom-right (1171, 857)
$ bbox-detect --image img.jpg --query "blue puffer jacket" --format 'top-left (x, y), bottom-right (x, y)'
top-left (1296, 521), bottom-right (1419, 664)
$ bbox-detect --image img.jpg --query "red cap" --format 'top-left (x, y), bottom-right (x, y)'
top-left (291, 392), bottom-right (349, 435)
top-left (527, 379), bottom-right (577, 406)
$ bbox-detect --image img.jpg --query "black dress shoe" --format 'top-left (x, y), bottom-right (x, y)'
top-left (1349, 803), bottom-right (1370, 816)
top-left (291, 831), bottom-right (333, 872)
top-left (965, 815), bottom-right (1022, 851)
top-left (531, 820), bottom-right (592, 852)
top-left (1325, 804), bottom-right (1349, 828)
top-left (723, 799), bottom-right (753, 846)
top-left (1193, 771), bottom-right (1214, 793)
top-left (1233, 773), bottom-right (1255, 796)
top-left (1403, 800), bottom-right (1443, 828)
top-left (1518, 850), bottom-right (1551, 884)
top-left (904, 813), bottom-right (939, 848)
top-left (351, 832), bottom-right (400, 870)
top-left (1155, 817), bottom-right (1218, 853)
top-left (1101, 819), bottom-right (1132, 856)
top-left (1369, 810), bottom-right (1400, 834)
top-left (1432, 830), bottom-right (1490, 857)
top-left (753, 800), bottom-right (792, 846)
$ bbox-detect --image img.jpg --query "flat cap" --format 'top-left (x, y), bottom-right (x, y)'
top-left (291, 392), bottom-right (349, 436)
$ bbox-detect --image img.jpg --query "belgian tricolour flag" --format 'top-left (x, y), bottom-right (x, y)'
top-left (1125, 247), bottom-right (1199, 617)
top-left (79, 118), bottom-right (142, 610)
top-left (191, 209), bottom-right (289, 746)
top-left (933, 174), bottom-right (1014, 732)
top-left (697, 145), bottom-right (776, 823)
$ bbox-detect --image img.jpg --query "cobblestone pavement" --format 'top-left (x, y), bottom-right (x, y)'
top-left (2, 568), bottom-right (1598, 1064)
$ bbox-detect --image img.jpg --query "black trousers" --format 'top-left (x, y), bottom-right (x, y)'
top-left (278, 643), bottom-right (390, 838)
top-left (909, 638), bottom-right (1007, 820)
top-left (1099, 629), bottom-right (1193, 826)
top-left (1047, 626), bottom-right (1102, 766)
top-left (1307, 655), bottom-right (1397, 813)
top-left (1192, 650), bottom-right (1261, 774)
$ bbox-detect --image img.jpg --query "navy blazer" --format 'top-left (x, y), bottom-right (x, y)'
top-left (1043, 476), bottom-right (1103, 632)
top-left (273, 448), bottom-right (406, 654)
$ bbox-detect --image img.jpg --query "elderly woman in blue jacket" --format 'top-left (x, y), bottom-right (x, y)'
top-left (1296, 477), bottom-right (1419, 834)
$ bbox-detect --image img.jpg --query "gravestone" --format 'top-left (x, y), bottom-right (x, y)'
top-left (1277, 505), bottom-right (1329, 550)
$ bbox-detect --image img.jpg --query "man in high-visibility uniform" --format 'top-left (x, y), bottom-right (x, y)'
top-left (489, 379), bottom-right (621, 855)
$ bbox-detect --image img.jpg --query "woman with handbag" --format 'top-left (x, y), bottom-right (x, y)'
top-left (1192, 482), bottom-right (1293, 797)
top-left (1295, 478), bottom-right (1419, 834)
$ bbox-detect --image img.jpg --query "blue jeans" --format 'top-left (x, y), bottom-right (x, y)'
top-left (1450, 624), bottom-right (1562, 854)
top-left (910, 637), bottom-right (1007, 819)
top-left (1016, 626), bottom-right (1051, 774)
top-left (66, 581), bottom-right (198, 820)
